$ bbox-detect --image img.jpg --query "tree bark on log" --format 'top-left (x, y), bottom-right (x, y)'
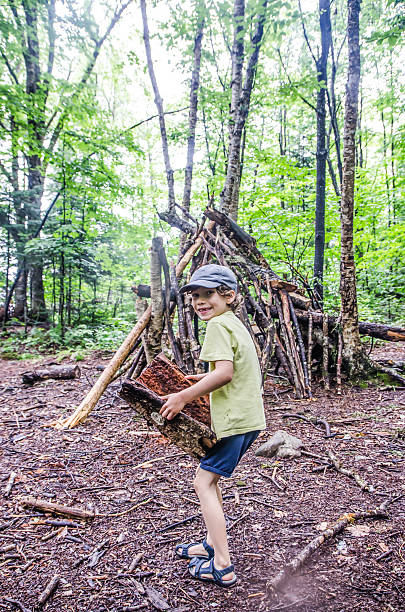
top-left (21, 365), bottom-right (81, 385)
top-left (137, 353), bottom-right (210, 426)
top-left (119, 379), bottom-right (216, 460)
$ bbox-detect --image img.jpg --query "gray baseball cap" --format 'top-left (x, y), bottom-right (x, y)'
top-left (180, 264), bottom-right (237, 294)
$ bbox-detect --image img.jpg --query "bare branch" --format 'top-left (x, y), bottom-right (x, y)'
top-left (277, 49), bottom-right (317, 112)
top-left (0, 49), bottom-right (19, 84)
top-left (298, 0), bottom-right (318, 64)
top-left (47, 0), bottom-right (133, 159)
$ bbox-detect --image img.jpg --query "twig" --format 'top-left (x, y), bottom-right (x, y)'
top-left (327, 451), bottom-right (375, 492)
top-left (159, 513), bottom-right (201, 533)
top-left (98, 497), bottom-right (152, 518)
top-left (38, 575), bottom-right (60, 606)
top-left (3, 599), bottom-right (33, 612)
top-left (260, 470), bottom-right (285, 492)
top-left (4, 471), bottom-right (17, 498)
top-left (269, 505), bottom-right (389, 591)
top-left (228, 511), bottom-right (249, 531)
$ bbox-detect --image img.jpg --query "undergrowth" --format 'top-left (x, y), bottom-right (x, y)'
top-left (0, 317), bottom-right (133, 360)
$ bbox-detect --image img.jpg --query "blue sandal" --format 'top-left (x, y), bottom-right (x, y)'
top-left (175, 539), bottom-right (214, 560)
top-left (188, 557), bottom-right (237, 588)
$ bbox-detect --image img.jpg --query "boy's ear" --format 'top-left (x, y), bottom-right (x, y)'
top-left (225, 290), bottom-right (236, 304)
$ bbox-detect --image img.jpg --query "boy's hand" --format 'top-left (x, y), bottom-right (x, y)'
top-left (159, 392), bottom-right (186, 420)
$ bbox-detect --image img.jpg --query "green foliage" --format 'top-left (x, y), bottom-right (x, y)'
top-left (0, 0), bottom-right (404, 362)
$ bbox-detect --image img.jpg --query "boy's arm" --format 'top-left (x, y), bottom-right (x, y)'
top-left (159, 360), bottom-right (233, 421)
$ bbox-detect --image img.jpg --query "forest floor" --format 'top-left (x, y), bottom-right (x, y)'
top-left (0, 342), bottom-right (404, 612)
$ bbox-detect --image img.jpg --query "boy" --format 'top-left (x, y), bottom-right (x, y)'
top-left (159, 264), bottom-right (266, 587)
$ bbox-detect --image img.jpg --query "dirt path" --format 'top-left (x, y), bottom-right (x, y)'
top-left (0, 345), bottom-right (404, 611)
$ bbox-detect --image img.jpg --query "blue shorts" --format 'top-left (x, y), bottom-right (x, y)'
top-left (199, 430), bottom-right (261, 478)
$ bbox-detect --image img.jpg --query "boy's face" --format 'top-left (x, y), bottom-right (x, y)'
top-left (191, 286), bottom-right (235, 321)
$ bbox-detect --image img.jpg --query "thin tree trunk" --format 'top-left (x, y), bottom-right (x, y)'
top-left (182, 10), bottom-right (205, 215)
top-left (313, 0), bottom-right (332, 306)
top-left (145, 236), bottom-right (164, 362)
top-left (339, 0), bottom-right (364, 372)
top-left (140, 0), bottom-right (176, 212)
top-left (222, 0), bottom-right (268, 221)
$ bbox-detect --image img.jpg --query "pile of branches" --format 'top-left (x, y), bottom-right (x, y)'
top-left (131, 206), bottom-right (405, 398)
top-left (58, 207), bottom-right (405, 430)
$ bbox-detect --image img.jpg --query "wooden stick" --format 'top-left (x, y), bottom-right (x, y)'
top-left (280, 290), bottom-right (306, 396)
top-left (21, 496), bottom-right (95, 520)
top-left (307, 312), bottom-right (313, 391)
top-left (269, 506), bottom-right (388, 591)
top-left (4, 471), bottom-right (17, 498)
top-left (287, 293), bottom-right (312, 398)
top-left (3, 599), bottom-right (33, 612)
top-left (322, 312), bottom-right (330, 389)
top-left (56, 226), bottom-right (213, 429)
top-left (274, 333), bottom-right (295, 388)
top-left (273, 292), bottom-right (302, 398)
top-left (327, 450), bottom-right (375, 492)
top-left (337, 330), bottom-right (343, 395)
top-left (127, 345), bottom-right (146, 380)
top-left (171, 263), bottom-right (192, 370)
top-left (38, 575), bottom-right (60, 606)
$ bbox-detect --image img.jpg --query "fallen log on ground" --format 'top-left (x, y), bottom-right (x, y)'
top-left (22, 365), bottom-right (81, 385)
top-left (119, 378), bottom-right (217, 460)
top-left (294, 310), bottom-right (405, 342)
top-left (20, 496), bottom-right (95, 520)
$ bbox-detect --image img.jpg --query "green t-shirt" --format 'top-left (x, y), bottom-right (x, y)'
top-left (199, 310), bottom-right (266, 439)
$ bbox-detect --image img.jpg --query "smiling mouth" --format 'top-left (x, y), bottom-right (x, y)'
top-left (198, 308), bottom-right (211, 315)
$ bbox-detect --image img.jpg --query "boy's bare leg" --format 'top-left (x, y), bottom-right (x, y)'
top-left (205, 481), bottom-right (223, 547)
top-left (189, 466), bottom-right (235, 581)
top-left (183, 471), bottom-right (223, 557)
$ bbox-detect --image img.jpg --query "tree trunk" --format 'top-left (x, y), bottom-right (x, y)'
top-left (145, 237), bottom-right (164, 362)
top-left (221, 0), bottom-right (268, 221)
top-left (313, 0), bottom-right (332, 306)
top-left (13, 263), bottom-right (28, 319)
top-left (182, 11), bottom-right (205, 215)
top-left (339, 0), bottom-right (365, 374)
top-left (140, 0), bottom-right (176, 212)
